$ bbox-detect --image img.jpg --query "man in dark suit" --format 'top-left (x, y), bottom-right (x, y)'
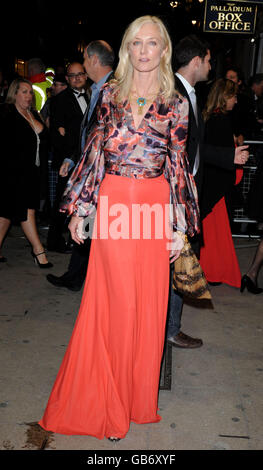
top-left (46, 40), bottom-right (115, 291)
top-left (167, 35), bottom-right (211, 348)
top-left (47, 62), bottom-right (89, 252)
top-left (167, 35), bottom-right (248, 348)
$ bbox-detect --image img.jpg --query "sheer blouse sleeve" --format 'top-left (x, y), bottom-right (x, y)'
top-left (164, 95), bottom-right (200, 237)
top-left (60, 88), bottom-right (108, 218)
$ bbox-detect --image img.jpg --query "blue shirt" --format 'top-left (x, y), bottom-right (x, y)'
top-left (88, 71), bottom-right (113, 121)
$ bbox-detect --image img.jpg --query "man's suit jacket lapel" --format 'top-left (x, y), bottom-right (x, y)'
top-left (68, 88), bottom-right (88, 119)
top-left (80, 71), bottom-right (115, 138)
top-left (89, 71), bottom-right (115, 130)
top-left (86, 102), bottom-right (97, 132)
top-left (80, 105), bottom-right (89, 137)
top-left (175, 76), bottom-right (198, 128)
top-left (175, 76), bottom-right (199, 170)
top-left (175, 77), bottom-right (204, 139)
top-left (174, 75), bottom-right (205, 198)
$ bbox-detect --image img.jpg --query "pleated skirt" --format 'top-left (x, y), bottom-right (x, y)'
top-left (39, 173), bottom-right (170, 439)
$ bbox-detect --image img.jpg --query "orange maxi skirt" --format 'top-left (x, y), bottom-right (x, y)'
top-left (39, 174), bottom-right (170, 439)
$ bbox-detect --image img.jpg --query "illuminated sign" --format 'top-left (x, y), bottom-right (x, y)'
top-left (220, 0), bottom-right (262, 3)
top-left (203, 0), bottom-right (258, 33)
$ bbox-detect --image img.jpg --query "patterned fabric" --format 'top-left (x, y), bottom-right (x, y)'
top-left (60, 83), bottom-right (200, 237)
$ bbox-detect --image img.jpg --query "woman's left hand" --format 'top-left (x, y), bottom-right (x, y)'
top-left (169, 231), bottom-right (184, 263)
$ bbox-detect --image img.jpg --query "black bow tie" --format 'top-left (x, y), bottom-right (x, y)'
top-left (73, 90), bottom-right (86, 98)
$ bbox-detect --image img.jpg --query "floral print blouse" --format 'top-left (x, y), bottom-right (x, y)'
top-left (60, 83), bottom-right (200, 237)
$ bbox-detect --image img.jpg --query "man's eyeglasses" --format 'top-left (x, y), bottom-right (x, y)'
top-left (67, 72), bottom-right (86, 78)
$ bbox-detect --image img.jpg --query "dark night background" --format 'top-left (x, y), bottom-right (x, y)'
top-left (0, 0), bottom-right (263, 81)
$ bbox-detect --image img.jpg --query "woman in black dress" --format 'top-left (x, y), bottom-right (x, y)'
top-left (0, 78), bottom-right (52, 267)
top-left (199, 78), bottom-right (249, 287)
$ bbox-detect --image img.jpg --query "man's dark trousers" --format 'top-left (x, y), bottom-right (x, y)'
top-left (61, 238), bottom-right (91, 288)
top-left (167, 262), bottom-right (183, 338)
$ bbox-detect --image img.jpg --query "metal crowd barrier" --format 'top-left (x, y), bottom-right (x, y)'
top-left (232, 140), bottom-right (263, 239)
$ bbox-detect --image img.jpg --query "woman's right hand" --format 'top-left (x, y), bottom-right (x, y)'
top-left (234, 145), bottom-right (249, 165)
top-left (59, 161), bottom-right (70, 177)
top-left (68, 215), bottom-right (85, 245)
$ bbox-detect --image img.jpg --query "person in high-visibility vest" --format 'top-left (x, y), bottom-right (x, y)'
top-left (27, 58), bottom-right (55, 111)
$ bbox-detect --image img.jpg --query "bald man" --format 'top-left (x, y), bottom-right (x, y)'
top-left (47, 40), bottom-right (115, 290)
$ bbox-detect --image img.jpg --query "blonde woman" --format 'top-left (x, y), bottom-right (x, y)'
top-left (39, 16), bottom-right (199, 441)
top-left (0, 78), bottom-right (52, 267)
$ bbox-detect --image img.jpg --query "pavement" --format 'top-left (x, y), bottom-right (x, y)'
top-left (0, 224), bottom-right (263, 452)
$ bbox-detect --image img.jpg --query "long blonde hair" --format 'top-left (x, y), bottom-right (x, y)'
top-left (203, 78), bottom-right (238, 121)
top-left (112, 15), bottom-right (176, 103)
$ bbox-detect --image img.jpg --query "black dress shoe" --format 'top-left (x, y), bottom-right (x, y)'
top-left (240, 275), bottom-right (263, 294)
top-left (168, 331), bottom-right (203, 349)
top-left (46, 274), bottom-right (82, 291)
